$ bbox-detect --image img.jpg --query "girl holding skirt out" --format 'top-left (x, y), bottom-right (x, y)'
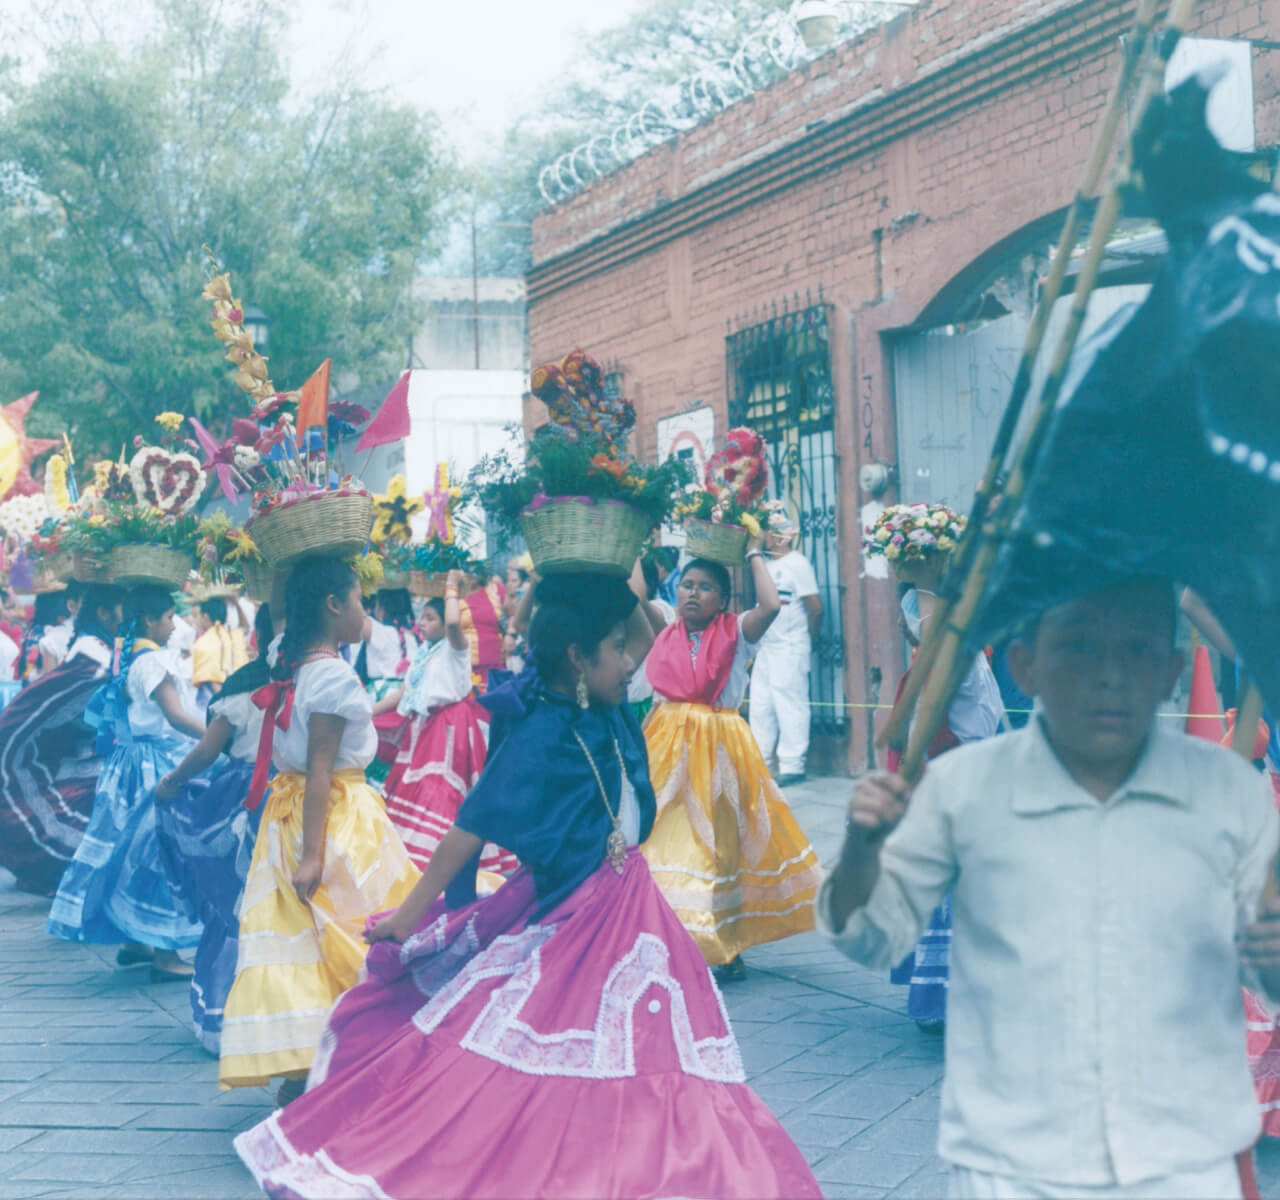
top-left (642, 549), bottom-right (821, 978)
top-left (218, 557), bottom-right (418, 1099)
top-left (154, 604), bottom-right (276, 1053)
top-left (47, 585), bottom-right (206, 980)
top-left (0, 585), bottom-right (124, 896)
top-left (376, 569), bottom-right (515, 874)
top-left (234, 573), bottom-right (819, 1200)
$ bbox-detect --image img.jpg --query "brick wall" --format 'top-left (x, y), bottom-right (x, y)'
top-left (527, 0), bottom-right (1280, 772)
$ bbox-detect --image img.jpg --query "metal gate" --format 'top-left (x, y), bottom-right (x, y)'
top-left (891, 286), bottom-right (1150, 511)
top-left (726, 299), bottom-right (846, 736)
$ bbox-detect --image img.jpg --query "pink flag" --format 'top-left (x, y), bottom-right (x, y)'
top-left (357, 371), bottom-right (411, 451)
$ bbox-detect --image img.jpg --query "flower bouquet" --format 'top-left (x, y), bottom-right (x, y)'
top-left (677, 427), bottom-right (774, 565)
top-left (194, 512), bottom-right (270, 599)
top-left (200, 266), bottom-right (373, 566)
top-left (862, 502), bottom-right (966, 587)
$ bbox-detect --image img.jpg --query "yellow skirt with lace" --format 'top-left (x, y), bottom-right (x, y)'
top-left (218, 768), bottom-right (419, 1089)
top-left (641, 702), bottom-right (821, 965)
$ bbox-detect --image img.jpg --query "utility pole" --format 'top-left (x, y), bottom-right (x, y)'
top-left (471, 206), bottom-right (481, 370)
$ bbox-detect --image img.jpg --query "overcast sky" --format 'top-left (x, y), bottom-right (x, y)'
top-left (291, 0), bottom-right (647, 145)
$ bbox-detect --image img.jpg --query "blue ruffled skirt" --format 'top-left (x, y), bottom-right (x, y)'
top-left (156, 758), bottom-right (259, 1052)
top-left (47, 734), bottom-right (202, 951)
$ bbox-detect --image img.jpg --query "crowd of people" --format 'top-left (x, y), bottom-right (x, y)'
top-left (3, 515), bottom-right (1280, 1199)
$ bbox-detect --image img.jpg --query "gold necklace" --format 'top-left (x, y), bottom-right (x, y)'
top-left (571, 729), bottom-right (628, 875)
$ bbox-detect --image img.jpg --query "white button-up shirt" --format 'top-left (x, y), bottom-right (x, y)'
top-left (818, 718), bottom-right (1279, 1187)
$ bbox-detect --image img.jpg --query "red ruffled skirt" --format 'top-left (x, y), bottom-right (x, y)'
top-left (381, 696), bottom-right (517, 874)
top-left (235, 849), bottom-right (819, 1199)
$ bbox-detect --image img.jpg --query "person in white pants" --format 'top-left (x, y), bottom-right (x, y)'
top-left (748, 518), bottom-right (822, 786)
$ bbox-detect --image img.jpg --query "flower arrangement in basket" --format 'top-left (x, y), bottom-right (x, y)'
top-left (862, 502), bottom-right (966, 587)
top-left (199, 263), bottom-right (372, 566)
top-left (676, 427), bottom-right (780, 565)
top-left (195, 512), bottom-right (270, 598)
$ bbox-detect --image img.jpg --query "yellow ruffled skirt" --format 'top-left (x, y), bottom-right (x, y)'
top-left (641, 703), bottom-right (821, 965)
top-left (219, 769), bottom-right (419, 1089)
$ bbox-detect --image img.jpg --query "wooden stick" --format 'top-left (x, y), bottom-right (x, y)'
top-left (879, 0), bottom-right (1162, 753)
top-left (891, 0), bottom-right (1201, 785)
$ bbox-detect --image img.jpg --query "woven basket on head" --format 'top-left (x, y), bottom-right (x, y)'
top-left (109, 544), bottom-right (193, 590)
top-left (190, 579), bottom-right (242, 603)
top-left (520, 498), bottom-right (649, 578)
top-left (408, 571), bottom-right (448, 598)
top-left (238, 559), bottom-right (274, 603)
top-left (381, 568), bottom-right (411, 591)
top-left (47, 553), bottom-right (74, 583)
top-left (683, 517), bottom-right (749, 566)
top-left (247, 491), bottom-right (374, 567)
top-left (71, 552), bottom-right (112, 584)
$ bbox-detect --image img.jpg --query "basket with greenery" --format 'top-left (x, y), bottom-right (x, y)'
top-left (676, 427), bottom-right (781, 564)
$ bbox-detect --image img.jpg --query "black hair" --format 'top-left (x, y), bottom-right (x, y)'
top-left (639, 554), bottom-right (660, 601)
top-left (375, 588), bottom-right (414, 630)
top-left (654, 546), bottom-right (679, 574)
top-left (124, 584), bottom-right (175, 639)
top-left (423, 597), bottom-right (446, 623)
top-left (199, 596), bottom-right (228, 625)
top-left (18, 591), bottom-right (72, 680)
top-left (528, 573), bottom-right (637, 683)
top-left (74, 584), bottom-right (125, 643)
top-left (217, 603), bottom-right (275, 701)
top-left (682, 558), bottom-right (732, 599)
top-left (272, 557), bottom-right (359, 681)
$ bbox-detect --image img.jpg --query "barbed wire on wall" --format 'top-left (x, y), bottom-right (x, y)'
top-left (536, 3), bottom-right (913, 207)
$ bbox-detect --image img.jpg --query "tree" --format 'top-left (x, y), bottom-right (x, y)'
top-left (0, 0), bottom-right (457, 453)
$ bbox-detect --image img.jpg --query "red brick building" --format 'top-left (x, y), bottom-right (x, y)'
top-left (527, 0), bottom-right (1280, 772)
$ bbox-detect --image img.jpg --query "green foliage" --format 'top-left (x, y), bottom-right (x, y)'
top-left (471, 427), bottom-right (694, 537)
top-left (0, 0), bottom-right (457, 454)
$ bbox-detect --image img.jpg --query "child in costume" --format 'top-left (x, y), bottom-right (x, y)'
top-left (218, 557), bottom-right (418, 1098)
top-left (642, 550), bottom-right (821, 978)
top-left (154, 603), bottom-right (276, 1053)
top-left (233, 573), bottom-right (820, 1200)
top-left (18, 588), bottom-right (76, 682)
top-left (47, 584), bottom-right (206, 981)
top-left (0, 585), bottom-right (124, 896)
top-left (823, 578), bottom-right (1280, 1199)
top-left (190, 595), bottom-right (249, 711)
top-left (376, 569), bottom-right (514, 873)
top-left (460, 570), bottom-right (505, 693)
top-left (359, 586), bottom-right (418, 784)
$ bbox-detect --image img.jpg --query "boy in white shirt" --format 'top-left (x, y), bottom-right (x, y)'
top-left (821, 578), bottom-right (1280, 1199)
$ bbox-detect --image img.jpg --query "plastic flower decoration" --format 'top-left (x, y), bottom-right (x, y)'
top-left (371, 475), bottom-right (423, 545)
top-left (155, 412), bottom-right (185, 434)
top-left (862, 502), bottom-right (966, 564)
top-left (44, 455), bottom-right (71, 514)
top-left (532, 349), bottom-right (635, 449)
top-left (201, 264), bottom-right (285, 415)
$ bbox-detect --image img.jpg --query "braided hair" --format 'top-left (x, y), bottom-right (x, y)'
top-left (74, 584), bottom-right (125, 645)
top-left (272, 557), bottom-right (359, 682)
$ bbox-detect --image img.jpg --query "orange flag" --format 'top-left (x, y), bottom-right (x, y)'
top-left (296, 358), bottom-right (331, 447)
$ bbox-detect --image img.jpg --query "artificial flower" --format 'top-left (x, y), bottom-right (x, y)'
top-left (371, 474), bottom-right (424, 545)
top-left (202, 274), bottom-right (233, 303)
top-left (155, 412), bottom-right (185, 434)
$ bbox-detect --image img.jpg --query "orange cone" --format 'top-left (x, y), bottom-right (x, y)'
top-left (1185, 643), bottom-right (1225, 742)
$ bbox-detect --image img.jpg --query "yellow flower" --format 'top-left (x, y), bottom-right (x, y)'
top-left (155, 412), bottom-right (185, 434)
top-left (87, 513), bottom-right (107, 528)
top-left (371, 474), bottom-right (424, 545)
top-left (201, 274), bottom-right (233, 303)
top-left (351, 550), bottom-right (385, 595)
top-left (885, 543), bottom-right (902, 561)
top-left (740, 512), bottom-right (762, 538)
top-left (225, 529), bottom-right (261, 563)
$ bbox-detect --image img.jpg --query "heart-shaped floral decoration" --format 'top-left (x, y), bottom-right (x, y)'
top-left (129, 447), bottom-right (207, 516)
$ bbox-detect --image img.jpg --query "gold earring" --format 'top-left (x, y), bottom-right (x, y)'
top-left (576, 673), bottom-right (590, 709)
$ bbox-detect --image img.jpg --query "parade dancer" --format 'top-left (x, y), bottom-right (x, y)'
top-left (0, 585), bottom-right (123, 896)
top-left (154, 604), bottom-right (276, 1053)
top-left (218, 557), bottom-right (417, 1098)
top-left (376, 570), bottom-right (514, 874)
top-left (641, 547), bottom-right (821, 978)
top-left (190, 595), bottom-right (249, 712)
top-left (18, 588), bottom-right (76, 682)
top-left (359, 586), bottom-right (418, 784)
top-left (823, 579), bottom-right (1280, 1199)
top-left (47, 585), bottom-right (205, 981)
top-left (234, 573), bottom-right (820, 1200)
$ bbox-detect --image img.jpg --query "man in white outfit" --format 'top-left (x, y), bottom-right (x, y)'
top-left (749, 516), bottom-right (823, 786)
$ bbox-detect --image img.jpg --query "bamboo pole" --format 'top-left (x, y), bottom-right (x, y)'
top-left (878, 0), bottom-right (1162, 754)
top-left (890, 0), bottom-right (1202, 785)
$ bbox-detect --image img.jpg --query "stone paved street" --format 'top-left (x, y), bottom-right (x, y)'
top-left (1, 780), bottom-right (1278, 1198)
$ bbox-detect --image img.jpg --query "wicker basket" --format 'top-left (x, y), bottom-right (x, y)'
top-left (381, 568), bottom-right (411, 591)
top-left (71, 552), bottom-right (112, 584)
top-left (247, 491), bottom-right (374, 567)
top-left (46, 553), bottom-right (74, 583)
top-left (408, 570), bottom-right (448, 598)
top-left (891, 556), bottom-right (946, 589)
top-left (520, 498), bottom-right (650, 578)
top-left (109, 544), bottom-right (193, 589)
top-left (683, 517), bottom-right (749, 566)
top-left (237, 559), bottom-right (274, 603)
top-left (191, 579), bottom-right (242, 603)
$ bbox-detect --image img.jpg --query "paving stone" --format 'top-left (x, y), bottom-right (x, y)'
top-left (7, 1153), bottom-right (137, 1184)
top-left (0, 1129), bottom-right (43, 1153)
top-left (126, 1104), bottom-right (266, 1132)
top-left (817, 1146), bottom-right (929, 1189)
